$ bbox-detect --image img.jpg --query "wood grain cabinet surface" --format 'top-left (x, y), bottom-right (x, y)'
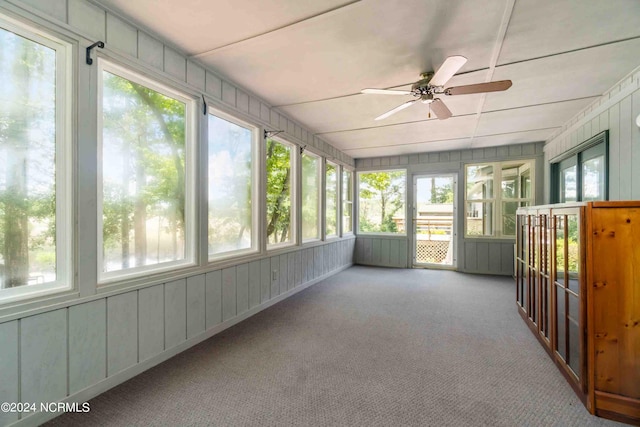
top-left (516, 201), bottom-right (640, 425)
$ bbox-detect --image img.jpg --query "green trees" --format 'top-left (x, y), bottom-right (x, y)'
top-left (358, 171), bottom-right (405, 233)
top-left (0, 28), bottom-right (57, 288)
top-left (101, 70), bottom-right (186, 273)
top-left (266, 139), bottom-right (291, 244)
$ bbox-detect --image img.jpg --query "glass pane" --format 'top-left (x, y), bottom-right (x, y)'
top-left (266, 139), bottom-right (292, 245)
top-left (301, 153), bottom-right (320, 240)
top-left (561, 165), bottom-right (577, 202)
top-left (582, 156), bottom-right (605, 201)
top-left (358, 171), bottom-right (406, 233)
top-left (0, 28), bottom-right (57, 287)
top-left (556, 285), bottom-right (566, 361)
top-left (208, 115), bottom-right (253, 257)
top-left (501, 166), bottom-right (519, 198)
top-left (466, 202), bottom-right (493, 236)
top-left (101, 70), bottom-right (187, 273)
top-left (325, 163), bottom-right (337, 237)
top-left (555, 216), bottom-right (565, 286)
top-left (521, 170), bottom-right (532, 199)
top-left (567, 214), bottom-right (580, 294)
top-left (414, 176), bottom-right (454, 266)
top-left (342, 170), bottom-right (353, 233)
top-left (502, 201), bottom-right (519, 236)
top-left (466, 164), bottom-right (493, 200)
top-left (568, 293), bottom-right (580, 377)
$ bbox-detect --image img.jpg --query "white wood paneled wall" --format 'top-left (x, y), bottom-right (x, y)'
top-left (544, 66), bottom-right (640, 202)
top-left (354, 142), bottom-right (545, 275)
top-left (0, 239), bottom-right (355, 427)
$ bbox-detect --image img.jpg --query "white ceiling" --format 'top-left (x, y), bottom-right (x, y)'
top-left (96, 0), bottom-right (640, 158)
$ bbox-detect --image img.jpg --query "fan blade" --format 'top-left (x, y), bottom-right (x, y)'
top-left (430, 98), bottom-right (452, 120)
top-left (362, 88), bottom-right (412, 95)
top-left (374, 99), bottom-right (418, 121)
top-left (429, 55), bottom-right (467, 87)
top-left (445, 80), bottom-right (512, 96)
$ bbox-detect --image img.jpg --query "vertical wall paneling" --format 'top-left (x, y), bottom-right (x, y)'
top-left (107, 292), bottom-right (138, 376)
top-left (205, 270), bottom-right (223, 329)
top-left (618, 95), bottom-right (632, 199)
top-left (68, 0), bottom-right (105, 41)
top-left (236, 264), bottom-right (249, 315)
top-left (632, 90), bottom-right (640, 199)
top-left (105, 13), bottom-right (137, 57)
top-left (249, 260), bottom-right (261, 309)
top-left (21, 309), bottom-right (67, 404)
top-left (164, 279), bottom-right (187, 349)
top-left (137, 31), bottom-right (164, 70)
top-left (260, 259), bottom-right (271, 303)
top-left (314, 246), bottom-right (323, 278)
top-left (68, 300), bottom-right (106, 394)
top-left (222, 267), bottom-right (237, 321)
top-left (270, 256), bottom-right (280, 297)
top-left (138, 284), bottom-right (165, 361)
top-left (0, 321), bottom-right (18, 426)
top-left (279, 254), bottom-right (288, 294)
top-left (287, 252), bottom-right (296, 291)
top-left (186, 275), bottom-right (206, 339)
top-left (295, 251), bottom-right (303, 287)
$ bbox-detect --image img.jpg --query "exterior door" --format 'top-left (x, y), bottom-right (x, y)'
top-left (412, 174), bottom-right (457, 268)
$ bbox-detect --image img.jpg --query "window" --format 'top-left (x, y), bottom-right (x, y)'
top-left (208, 112), bottom-right (258, 259)
top-left (0, 17), bottom-right (72, 303)
top-left (266, 138), bottom-right (295, 247)
top-left (552, 131), bottom-right (608, 203)
top-left (358, 170), bottom-right (406, 234)
top-left (465, 160), bottom-right (534, 237)
top-left (301, 152), bottom-right (321, 241)
top-left (325, 162), bottom-right (338, 238)
top-left (342, 170), bottom-right (354, 234)
top-left (98, 61), bottom-right (195, 281)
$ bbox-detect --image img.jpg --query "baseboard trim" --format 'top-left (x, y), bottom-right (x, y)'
top-left (11, 263), bottom-right (352, 427)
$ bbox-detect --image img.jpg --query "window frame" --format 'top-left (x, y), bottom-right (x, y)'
top-left (96, 59), bottom-right (197, 284)
top-left (325, 160), bottom-right (339, 239)
top-left (341, 168), bottom-right (354, 236)
top-left (266, 137), bottom-right (298, 251)
top-left (464, 160), bottom-right (535, 239)
top-left (301, 150), bottom-right (322, 243)
top-left (0, 15), bottom-right (73, 305)
top-left (206, 108), bottom-right (260, 262)
top-left (550, 131), bottom-right (609, 203)
top-left (356, 169), bottom-right (407, 236)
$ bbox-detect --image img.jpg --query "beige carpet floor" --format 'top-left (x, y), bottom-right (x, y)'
top-left (47, 266), bottom-right (623, 426)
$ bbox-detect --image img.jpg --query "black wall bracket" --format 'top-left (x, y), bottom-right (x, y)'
top-left (86, 41), bottom-right (105, 65)
top-left (300, 145), bottom-right (306, 155)
top-left (264, 129), bottom-right (284, 139)
top-left (202, 95), bottom-right (207, 115)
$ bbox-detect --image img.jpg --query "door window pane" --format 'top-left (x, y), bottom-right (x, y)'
top-left (208, 114), bottom-right (255, 258)
top-left (101, 68), bottom-right (190, 276)
top-left (358, 170), bottom-right (406, 234)
top-left (266, 139), bottom-right (292, 246)
top-left (301, 153), bottom-right (320, 241)
top-left (325, 162), bottom-right (338, 237)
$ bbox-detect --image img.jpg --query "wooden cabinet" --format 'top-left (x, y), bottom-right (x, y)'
top-left (516, 202), bottom-right (640, 425)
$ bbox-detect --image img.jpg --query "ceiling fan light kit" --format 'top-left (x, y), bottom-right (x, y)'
top-left (362, 55), bottom-right (513, 121)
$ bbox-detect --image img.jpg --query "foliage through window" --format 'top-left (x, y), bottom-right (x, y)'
top-left (208, 113), bottom-right (256, 258)
top-left (99, 62), bottom-right (193, 279)
top-left (0, 18), bottom-right (71, 302)
top-left (266, 138), bottom-right (293, 246)
top-left (358, 170), bottom-right (406, 234)
top-left (325, 162), bottom-right (338, 237)
top-left (465, 160), bottom-right (534, 237)
top-left (342, 170), bottom-right (353, 234)
top-left (301, 152), bottom-right (321, 241)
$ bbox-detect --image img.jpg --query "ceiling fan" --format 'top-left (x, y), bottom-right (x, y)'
top-left (361, 56), bottom-right (512, 121)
